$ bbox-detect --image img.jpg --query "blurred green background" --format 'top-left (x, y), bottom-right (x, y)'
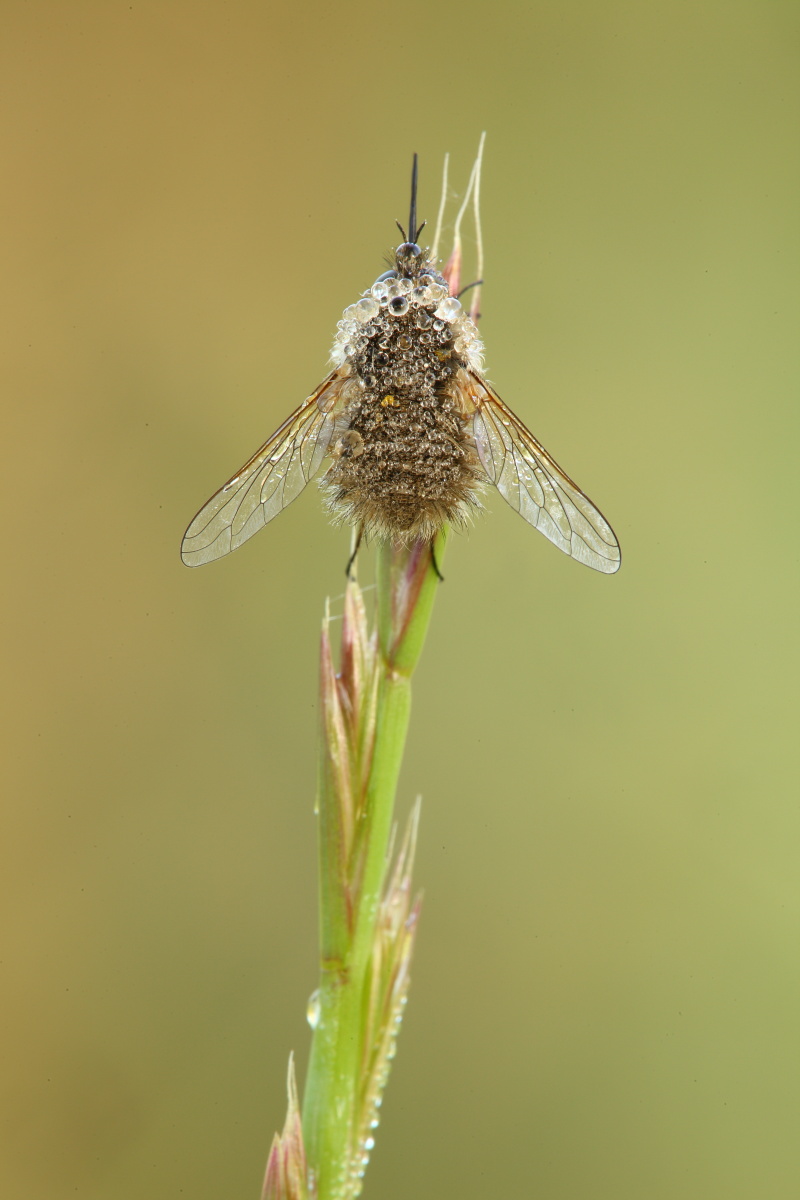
top-left (2, 2), bottom-right (798, 1197)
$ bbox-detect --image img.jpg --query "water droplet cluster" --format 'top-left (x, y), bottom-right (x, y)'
top-left (338, 992), bottom-right (410, 1200)
top-left (330, 264), bottom-right (485, 375)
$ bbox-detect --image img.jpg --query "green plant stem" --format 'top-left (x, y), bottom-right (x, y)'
top-left (302, 532), bottom-right (445, 1200)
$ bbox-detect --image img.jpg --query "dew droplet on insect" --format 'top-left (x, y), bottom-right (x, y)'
top-left (389, 295), bottom-right (409, 316)
top-left (435, 296), bottom-right (462, 323)
top-left (356, 296), bottom-right (379, 322)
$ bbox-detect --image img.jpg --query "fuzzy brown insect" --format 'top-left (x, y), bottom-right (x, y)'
top-left (181, 159), bottom-right (620, 573)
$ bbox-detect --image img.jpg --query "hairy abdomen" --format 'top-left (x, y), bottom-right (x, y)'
top-left (322, 310), bottom-right (482, 541)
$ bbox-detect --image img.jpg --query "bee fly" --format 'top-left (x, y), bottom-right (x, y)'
top-left (181, 156), bottom-right (621, 574)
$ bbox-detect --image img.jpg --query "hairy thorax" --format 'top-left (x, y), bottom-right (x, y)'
top-left (322, 258), bottom-right (485, 542)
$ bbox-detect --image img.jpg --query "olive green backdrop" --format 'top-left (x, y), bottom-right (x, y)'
top-left (2, 2), bottom-right (798, 1197)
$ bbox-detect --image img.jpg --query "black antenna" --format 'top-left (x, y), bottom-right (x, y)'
top-left (409, 153), bottom-right (419, 243)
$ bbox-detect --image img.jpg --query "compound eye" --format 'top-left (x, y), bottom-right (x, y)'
top-left (397, 242), bottom-right (422, 258)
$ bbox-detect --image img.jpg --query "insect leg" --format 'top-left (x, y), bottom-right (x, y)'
top-left (345, 524), bottom-right (365, 579)
top-left (429, 541), bottom-right (445, 583)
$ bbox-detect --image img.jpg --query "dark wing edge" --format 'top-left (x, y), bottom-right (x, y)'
top-left (180, 368), bottom-right (351, 566)
top-left (469, 371), bottom-right (621, 574)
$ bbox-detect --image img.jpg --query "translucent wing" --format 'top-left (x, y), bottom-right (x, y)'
top-left (468, 371), bottom-right (621, 573)
top-left (181, 368), bottom-right (351, 566)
